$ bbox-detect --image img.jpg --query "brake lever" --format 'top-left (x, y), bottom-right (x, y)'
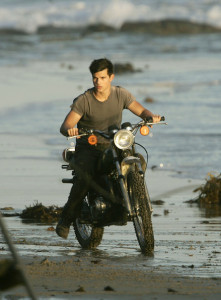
top-left (145, 121), bottom-right (168, 126)
top-left (67, 133), bottom-right (88, 140)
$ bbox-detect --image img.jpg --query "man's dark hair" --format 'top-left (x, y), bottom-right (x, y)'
top-left (89, 58), bottom-right (114, 76)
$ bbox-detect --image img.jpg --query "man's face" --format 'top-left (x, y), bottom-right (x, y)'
top-left (92, 68), bottom-right (114, 93)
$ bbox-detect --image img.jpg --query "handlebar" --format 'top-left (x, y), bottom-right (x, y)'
top-left (67, 116), bottom-right (167, 140)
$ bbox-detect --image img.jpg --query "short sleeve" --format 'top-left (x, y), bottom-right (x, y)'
top-left (70, 95), bottom-right (84, 117)
top-left (116, 86), bottom-right (136, 108)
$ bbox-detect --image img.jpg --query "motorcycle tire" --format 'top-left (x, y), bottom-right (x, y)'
top-left (127, 171), bottom-right (154, 255)
top-left (73, 198), bottom-right (104, 249)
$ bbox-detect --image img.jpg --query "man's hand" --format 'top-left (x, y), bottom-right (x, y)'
top-left (152, 114), bottom-right (161, 123)
top-left (60, 110), bottom-right (81, 137)
top-left (67, 128), bottom-right (79, 137)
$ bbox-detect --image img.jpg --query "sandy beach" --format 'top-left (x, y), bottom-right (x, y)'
top-left (1, 254), bottom-right (221, 300)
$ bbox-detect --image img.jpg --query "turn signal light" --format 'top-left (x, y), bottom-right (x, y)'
top-left (88, 134), bottom-right (98, 145)
top-left (140, 125), bottom-right (149, 136)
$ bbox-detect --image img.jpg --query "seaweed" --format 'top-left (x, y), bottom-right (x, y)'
top-left (191, 173), bottom-right (221, 217)
top-left (20, 201), bottom-right (62, 223)
top-left (194, 173), bottom-right (221, 204)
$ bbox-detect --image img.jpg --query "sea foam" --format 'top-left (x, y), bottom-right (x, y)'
top-left (0, 0), bottom-right (221, 33)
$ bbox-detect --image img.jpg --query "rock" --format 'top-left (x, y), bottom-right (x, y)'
top-left (68, 64), bottom-right (74, 70)
top-left (152, 200), bottom-right (165, 205)
top-left (104, 285), bottom-right (115, 291)
top-left (144, 97), bottom-right (155, 103)
top-left (41, 258), bottom-right (51, 266)
top-left (91, 259), bottom-right (101, 264)
top-left (114, 62), bottom-right (142, 74)
top-left (168, 288), bottom-right (177, 293)
top-left (47, 226), bottom-right (55, 231)
top-left (188, 264), bottom-right (195, 268)
top-left (75, 286), bottom-right (85, 292)
top-left (84, 23), bottom-right (116, 34)
top-left (0, 207), bottom-right (14, 210)
top-left (121, 19), bottom-right (221, 35)
top-left (151, 165), bottom-right (158, 170)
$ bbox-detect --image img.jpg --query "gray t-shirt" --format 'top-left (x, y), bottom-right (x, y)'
top-left (70, 86), bottom-right (135, 143)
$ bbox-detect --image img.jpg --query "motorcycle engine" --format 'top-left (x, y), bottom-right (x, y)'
top-left (90, 196), bottom-right (110, 220)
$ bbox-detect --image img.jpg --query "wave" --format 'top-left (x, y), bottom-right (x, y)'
top-left (0, 0), bottom-right (221, 34)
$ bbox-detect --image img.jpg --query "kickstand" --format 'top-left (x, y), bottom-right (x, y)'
top-left (0, 212), bottom-right (37, 300)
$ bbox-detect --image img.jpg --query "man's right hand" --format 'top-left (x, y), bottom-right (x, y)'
top-left (67, 128), bottom-right (79, 137)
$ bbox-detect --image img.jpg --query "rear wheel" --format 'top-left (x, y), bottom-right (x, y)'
top-left (73, 197), bottom-right (104, 249)
top-left (127, 171), bottom-right (154, 255)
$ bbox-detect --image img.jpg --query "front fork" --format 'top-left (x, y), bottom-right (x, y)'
top-left (111, 147), bottom-right (146, 217)
top-left (111, 147), bottom-right (132, 216)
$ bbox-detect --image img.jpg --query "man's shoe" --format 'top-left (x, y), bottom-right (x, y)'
top-left (56, 219), bottom-right (70, 239)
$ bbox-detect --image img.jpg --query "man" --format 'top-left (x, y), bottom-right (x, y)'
top-left (56, 58), bottom-right (161, 239)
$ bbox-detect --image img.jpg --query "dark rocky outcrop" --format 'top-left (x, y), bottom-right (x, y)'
top-left (114, 62), bottom-right (142, 74)
top-left (120, 19), bottom-right (221, 35)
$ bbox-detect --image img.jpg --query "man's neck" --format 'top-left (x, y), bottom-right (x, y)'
top-left (93, 87), bottom-right (111, 102)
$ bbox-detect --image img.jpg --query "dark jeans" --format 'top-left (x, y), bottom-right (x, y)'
top-left (60, 143), bottom-right (110, 222)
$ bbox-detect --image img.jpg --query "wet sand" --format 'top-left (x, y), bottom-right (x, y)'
top-left (1, 254), bottom-right (221, 300)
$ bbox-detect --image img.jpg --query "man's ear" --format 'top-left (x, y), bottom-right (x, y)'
top-left (110, 74), bottom-right (115, 82)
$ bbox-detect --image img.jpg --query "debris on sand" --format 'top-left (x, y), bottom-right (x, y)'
top-left (167, 288), bottom-right (178, 293)
top-left (75, 286), bottom-right (85, 292)
top-left (193, 173), bottom-right (221, 204)
top-left (152, 200), bottom-right (165, 205)
top-left (104, 285), bottom-right (115, 291)
top-left (20, 202), bottom-right (62, 223)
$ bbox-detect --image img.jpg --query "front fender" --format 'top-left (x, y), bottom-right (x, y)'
top-left (121, 154), bottom-right (147, 178)
top-left (121, 156), bottom-right (140, 177)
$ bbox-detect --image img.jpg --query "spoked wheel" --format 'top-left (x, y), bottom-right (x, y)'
top-left (73, 197), bottom-right (104, 249)
top-left (127, 171), bottom-right (154, 255)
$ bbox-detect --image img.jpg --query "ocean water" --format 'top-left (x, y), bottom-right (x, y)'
top-left (0, 0), bottom-right (221, 180)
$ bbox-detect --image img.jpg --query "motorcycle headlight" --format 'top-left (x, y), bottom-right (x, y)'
top-left (114, 129), bottom-right (134, 150)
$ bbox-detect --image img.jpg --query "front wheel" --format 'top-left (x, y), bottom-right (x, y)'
top-left (127, 171), bottom-right (154, 255)
top-left (73, 198), bottom-right (104, 249)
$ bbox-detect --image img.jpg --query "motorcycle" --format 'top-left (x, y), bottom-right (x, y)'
top-left (61, 117), bottom-right (166, 255)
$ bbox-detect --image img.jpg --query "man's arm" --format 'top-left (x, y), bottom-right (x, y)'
top-left (60, 110), bottom-right (81, 136)
top-left (128, 100), bottom-right (161, 123)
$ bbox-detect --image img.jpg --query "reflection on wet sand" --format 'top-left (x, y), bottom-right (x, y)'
top-left (198, 201), bottom-right (221, 218)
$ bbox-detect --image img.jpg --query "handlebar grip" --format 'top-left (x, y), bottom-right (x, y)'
top-left (145, 116), bottom-right (165, 122)
top-left (144, 117), bottom-right (153, 122)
